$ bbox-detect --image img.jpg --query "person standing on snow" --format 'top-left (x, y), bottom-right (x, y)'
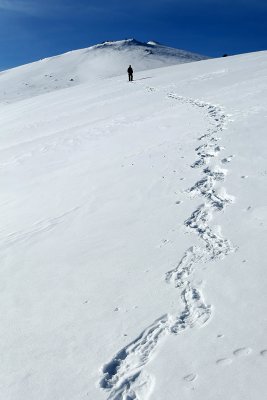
top-left (127, 65), bottom-right (133, 81)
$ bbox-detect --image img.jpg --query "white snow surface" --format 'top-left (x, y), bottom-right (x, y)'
top-left (0, 44), bottom-right (267, 400)
top-left (0, 39), bottom-right (208, 105)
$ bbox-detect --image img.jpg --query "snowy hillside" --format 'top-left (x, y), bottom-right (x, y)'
top-left (0, 39), bottom-right (208, 104)
top-left (1, 48), bottom-right (267, 400)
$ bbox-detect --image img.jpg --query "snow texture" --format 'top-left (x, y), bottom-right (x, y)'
top-left (0, 41), bottom-right (267, 400)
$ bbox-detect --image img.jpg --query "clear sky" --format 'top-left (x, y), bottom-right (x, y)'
top-left (0, 0), bottom-right (266, 70)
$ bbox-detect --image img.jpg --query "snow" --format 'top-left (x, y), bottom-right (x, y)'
top-left (0, 42), bottom-right (267, 400)
top-left (0, 39), bottom-right (208, 105)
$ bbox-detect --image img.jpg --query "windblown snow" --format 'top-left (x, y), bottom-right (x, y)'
top-left (0, 39), bottom-right (208, 104)
top-left (0, 40), bottom-right (267, 400)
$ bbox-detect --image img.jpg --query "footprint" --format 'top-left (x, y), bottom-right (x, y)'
top-left (216, 358), bottom-right (232, 366)
top-left (160, 239), bottom-right (170, 247)
top-left (260, 350), bottom-right (267, 357)
top-left (221, 155), bottom-right (234, 164)
top-left (183, 373), bottom-right (197, 382)
top-left (233, 347), bottom-right (252, 357)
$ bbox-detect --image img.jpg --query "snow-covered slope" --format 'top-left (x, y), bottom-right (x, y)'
top-left (0, 39), bottom-right (208, 104)
top-left (1, 50), bottom-right (267, 400)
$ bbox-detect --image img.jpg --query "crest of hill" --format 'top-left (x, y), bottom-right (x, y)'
top-left (0, 38), bottom-right (209, 104)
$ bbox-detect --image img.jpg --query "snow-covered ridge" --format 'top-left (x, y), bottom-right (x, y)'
top-left (0, 38), bottom-right (208, 104)
top-left (90, 38), bottom-right (206, 60)
top-left (1, 48), bottom-right (267, 400)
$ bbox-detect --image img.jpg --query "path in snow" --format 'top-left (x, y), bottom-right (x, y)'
top-left (99, 89), bottom-right (235, 400)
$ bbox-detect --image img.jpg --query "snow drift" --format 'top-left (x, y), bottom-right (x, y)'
top-left (0, 42), bottom-right (267, 400)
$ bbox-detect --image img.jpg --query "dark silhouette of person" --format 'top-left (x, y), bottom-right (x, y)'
top-left (127, 65), bottom-right (133, 81)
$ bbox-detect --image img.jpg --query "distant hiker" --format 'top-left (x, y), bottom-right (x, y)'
top-left (128, 65), bottom-right (133, 81)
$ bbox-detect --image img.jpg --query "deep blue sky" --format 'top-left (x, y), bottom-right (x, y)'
top-left (0, 0), bottom-right (266, 70)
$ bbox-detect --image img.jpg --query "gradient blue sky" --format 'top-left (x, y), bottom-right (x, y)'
top-left (0, 0), bottom-right (266, 70)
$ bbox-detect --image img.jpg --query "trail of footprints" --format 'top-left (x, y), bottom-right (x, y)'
top-left (183, 345), bottom-right (267, 381)
top-left (99, 93), bottom-right (236, 399)
top-left (215, 346), bottom-right (267, 367)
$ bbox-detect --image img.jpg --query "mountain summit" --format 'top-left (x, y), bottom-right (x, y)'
top-left (0, 39), bottom-right (208, 103)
